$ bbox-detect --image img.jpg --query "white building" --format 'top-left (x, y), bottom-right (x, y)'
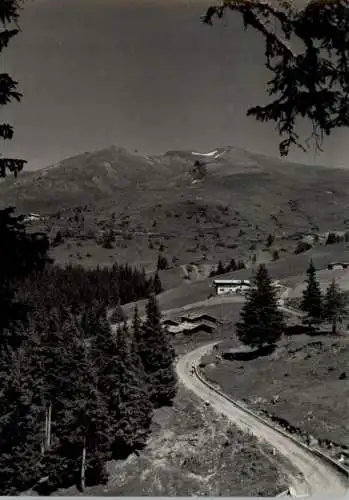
top-left (24, 213), bottom-right (41, 222)
top-left (213, 279), bottom-right (251, 296)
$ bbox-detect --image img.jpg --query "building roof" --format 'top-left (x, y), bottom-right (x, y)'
top-left (162, 318), bottom-right (179, 326)
top-left (223, 346), bottom-right (257, 354)
top-left (214, 279), bottom-right (245, 283)
top-left (181, 311), bottom-right (217, 321)
top-left (168, 321), bottom-right (215, 334)
top-left (213, 279), bottom-right (251, 285)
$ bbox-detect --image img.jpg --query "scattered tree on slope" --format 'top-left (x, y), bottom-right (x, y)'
top-left (323, 279), bottom-right (347, 335)
top-left (301, 259), bottom-right (322, 330)
top-left (152, 271), bottom-right (163, 295)
top-left (236, 264), bottom-right (284, 348)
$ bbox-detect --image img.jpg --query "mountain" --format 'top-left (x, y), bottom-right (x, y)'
top-left (2, 144), bottom-right (349, 270)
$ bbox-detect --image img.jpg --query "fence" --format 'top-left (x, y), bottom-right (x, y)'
top-left (194, 365), bottom-right (349, 481)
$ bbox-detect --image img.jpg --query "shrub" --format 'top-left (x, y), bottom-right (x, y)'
top-left (266, 234), bottom-right (274, 247)
top-left (272, 250), bottom-right (280, 261)
top-left (157, 254), bottom-right (168, 271)
top-left (294, 241), bottom-right (312, 254)
top-left (326, 232), bottom-right (342, 245)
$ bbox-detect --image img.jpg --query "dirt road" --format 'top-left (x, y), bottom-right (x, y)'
top-left (176, 342), bottom-right (349, 498)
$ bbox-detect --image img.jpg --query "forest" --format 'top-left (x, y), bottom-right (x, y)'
top-left (0, 208), bottom-right (177, 495)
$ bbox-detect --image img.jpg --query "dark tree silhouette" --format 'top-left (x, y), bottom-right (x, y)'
top-left (323, 279), bottom-right (347, 335)
top-left (153, 271), bottom-right (163, 295)
top-left (301, 259), bottom-right (322, 330)
top-left (236, 264), bottom-right (284, 348)
top-left (203, 0), bottom-right (349, 156)
top-left (156, 254), bottom-right (168, 271)
top-left (0, 344), bottom-right (43, 495)
top-left (0, 0), bottom-right (26, 177)
top-left (138, 295), bottom-right (177, 408)
top-left (41, 312), bottom-right (112, 493)
top-left (0, 207), bottom-right (52, 338)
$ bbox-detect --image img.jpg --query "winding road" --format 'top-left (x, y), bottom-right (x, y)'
top-left (176, 343), bottom-right (349, 498)
top-left (117, 283), bottom-right (348, 496)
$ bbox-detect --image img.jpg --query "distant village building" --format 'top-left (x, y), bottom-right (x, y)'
top-left (179, 312), bottom-right (220, 325)
top-left (213, 279), bottom-right (251, 296)
top-left (328, 262), bottom-right (349, 270)
top-left (162, 319), bottom-right (179, 327)
top-left (166, 321), bottom-right (216, 335)
top-left (162, 312), bottom-right (218, 336)
top-left (24, 213), bottom-right (41, 223)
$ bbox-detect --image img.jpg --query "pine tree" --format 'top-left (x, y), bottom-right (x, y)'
top-left (266, 234), bottom-right (274, 247)
top-left (323, 279), bottom-right (347, 335)
top-left (138, 294), bottom-right (177, 407)
top-left (217, 260), bottom-right (225, 275)
top-left (272, 250), bottom-right (279, 261)
top-left (156, 254), bottom-right (168, 271)
top-left (228, 258), bottom-right (237, 271)
top-left (112, 322), bottom-right (153, 458)
top-left (0, 207), bottom-right (51, 334)
top-left (301, 260), bottom-right (322, 330)
top-left (43, 314), bottom-right (112, 492)
top-left (236, 264), bottom-right (284, 349)
top-left (0, 344), bottom-right (43, 495)
top-left (91, 309), bottom-right (152, 460)
top-left (153, 271), bottom-right (163, 295)
top-left (109, 300), bottom-right (125, 324)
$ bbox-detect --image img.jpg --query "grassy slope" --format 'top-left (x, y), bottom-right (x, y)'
top-left (2, 145), bottom-right (349, 274)
top-left (202, 334), bottom-right (349, 450)
top-left (121, 242), bottom-right (349, 319)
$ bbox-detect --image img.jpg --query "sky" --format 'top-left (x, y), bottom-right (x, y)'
top-left (2, 0), bottom-right (349, 170)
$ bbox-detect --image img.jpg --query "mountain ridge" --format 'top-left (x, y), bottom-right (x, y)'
top-left (1, 144), bottom-right (349, 244)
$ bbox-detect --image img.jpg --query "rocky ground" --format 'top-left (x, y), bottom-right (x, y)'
top-left (58, 386), bottom-right (293, 497)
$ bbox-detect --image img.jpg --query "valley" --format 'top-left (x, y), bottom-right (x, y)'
top-left (2, 144), bottom-right (349, 496)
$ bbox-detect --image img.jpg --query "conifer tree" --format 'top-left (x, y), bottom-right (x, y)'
top-left (323, 279), bottom-right (347, 335)
top-left (111, 322), bottom-right (153, 458)
top-left (0, 344), bottom-right (43, 495)
top-left (109, 300), bottom-right (125, 324)
top-left (153, 271), bottom-right (163, 295)
top-left (139, 294), bottom-right (177, 407)
top-left (91, 309), bottom-right (152, 459)
top-left (0, 208), bottom-right (51, 334)
top-left (130, 306), bottom-right (148, 390)
top-left (236, 264), bottom-right (284, 348)
top-left (217, 260), bottom-right (225, 275)
top-left (43, 314), bottom-right (111, 492)
top-left (301, 260), bottom-right (323, 330)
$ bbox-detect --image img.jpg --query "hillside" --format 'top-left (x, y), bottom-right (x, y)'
top-left (2, 145), bottom-right (349, 271)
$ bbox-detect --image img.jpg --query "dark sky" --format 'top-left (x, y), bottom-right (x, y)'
top-left (2, 0), bottom-right (348, 170)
